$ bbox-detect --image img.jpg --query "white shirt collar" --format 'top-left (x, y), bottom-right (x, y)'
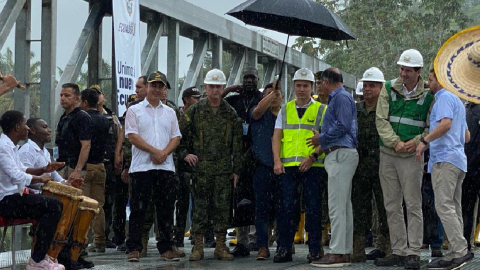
top-left (0, 133), bottom-right (16, 149)
top-left (26, 139), bottom-right (42, 152)
top-left (142, 98), bottom-right (164, 108)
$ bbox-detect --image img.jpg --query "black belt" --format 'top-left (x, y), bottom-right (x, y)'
top-left (324, 146), bottom-right (349, 155)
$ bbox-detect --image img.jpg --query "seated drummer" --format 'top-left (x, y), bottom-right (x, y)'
top-left (0, 110), bottom-right (65, 270)
top-left (19, 118), bottom-right (83, 191)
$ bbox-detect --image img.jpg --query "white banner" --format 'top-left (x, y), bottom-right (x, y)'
top-left (113, 0), bottom-right (141, 116)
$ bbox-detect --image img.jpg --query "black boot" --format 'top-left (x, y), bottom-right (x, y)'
top-left (229, 243), bottom-right (250, 257)
top-left (273, 248), bottom-right (292, 263)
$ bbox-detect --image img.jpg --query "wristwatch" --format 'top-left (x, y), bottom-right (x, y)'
top-left (420, 137), bottom-right (428, 145)
top-left (312, 153), bottom-right (319, 161)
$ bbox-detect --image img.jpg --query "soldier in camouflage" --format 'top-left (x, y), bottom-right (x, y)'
top-left (179, 69), bottom-right (243, 261)
top-left (351, 68), bottom-right (390, 262)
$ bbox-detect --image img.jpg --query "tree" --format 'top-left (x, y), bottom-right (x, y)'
top-left (292, 0), bottom-right (476, 80)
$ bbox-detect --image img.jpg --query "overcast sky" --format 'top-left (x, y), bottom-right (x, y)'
top-left (0, 0), bottom-right (294, 79)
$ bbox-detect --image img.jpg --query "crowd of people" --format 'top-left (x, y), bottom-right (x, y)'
top-left (0, 29), bottom-right (479, 270)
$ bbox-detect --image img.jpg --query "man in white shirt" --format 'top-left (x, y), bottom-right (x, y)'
top-left (19, 118), bottom-right (83, 192)
top-left (0, 110), bottom-right (65, 270)
top-left (124, 71), bottom-right (181, 262)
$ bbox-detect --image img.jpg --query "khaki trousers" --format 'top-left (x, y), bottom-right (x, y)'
top-left (379, 152), bottom-right (423, 256)
top-left (59, 163), bottom-right (106, 245)
top-left (431, 162), bottom-right (468, 261)
top-left (325, 148), bottom-right (359, 254)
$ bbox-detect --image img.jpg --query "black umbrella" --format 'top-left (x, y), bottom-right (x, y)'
top-left (227, 0), bottom-right (355, 82)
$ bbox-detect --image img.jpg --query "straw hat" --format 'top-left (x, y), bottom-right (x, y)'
top-left (434, 25), bottom-right (480, 104)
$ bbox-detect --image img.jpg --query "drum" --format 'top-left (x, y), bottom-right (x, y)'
top-left (41, 181), bottom-right (83, 259)
top-left (70, 196), bottom-right (99, 262)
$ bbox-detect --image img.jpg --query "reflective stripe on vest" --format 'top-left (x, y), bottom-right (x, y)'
top-left (280, 100), bottom-right (327, 167)
top-left (389, 116), bottom-right (426, 128)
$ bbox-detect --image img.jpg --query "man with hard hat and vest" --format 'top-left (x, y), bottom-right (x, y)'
top-left (179, 68), bottom-right (243, 261)
top-left (374, 49), bottom-right (434, 270)
top-left (351, 67), bottom-right (391, 263)
top-left (272, 68), bottom-right (327, 263)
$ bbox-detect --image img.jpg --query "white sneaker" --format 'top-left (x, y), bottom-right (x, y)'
top-left (45, 255), bottom-right (65, 270)
top-left (26, 258), bottom-right (60, 270)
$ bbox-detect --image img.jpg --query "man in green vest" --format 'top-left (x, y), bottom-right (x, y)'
top-left (375, 49), bottom-right (434, 270)
top-left (272, 68), bottom-right (327, 263)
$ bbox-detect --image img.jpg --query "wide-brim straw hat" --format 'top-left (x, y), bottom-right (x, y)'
top-left (434, 25), bottom-right (480, 104)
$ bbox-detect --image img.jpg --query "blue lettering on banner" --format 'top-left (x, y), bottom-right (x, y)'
top-left (119, 76), bottom-right (133, 90)
top-left (118, 91), bottom-right (128, 106)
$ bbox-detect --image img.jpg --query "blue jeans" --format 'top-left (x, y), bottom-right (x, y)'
top-left (254, 164), bottom-right (281, 248)
top-left (278, 166), bottom-right (324, 254)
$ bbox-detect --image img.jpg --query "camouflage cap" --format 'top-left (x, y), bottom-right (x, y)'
top-left (147, 71), bottom-right (171, 89)
top-left (89, 84), bottom-right (103, 94)
top-left (127, 94), bottom-right (137, 103)
top-left (314, 71), bottom-right (324, 80)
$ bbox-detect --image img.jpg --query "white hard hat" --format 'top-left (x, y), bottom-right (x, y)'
top-left (360, 67), bottom-right (386, 83)
top-left (397, 49), bottom-right (423, 67)
top-left (293, 68), bottom-right (315, 82)
top-left (355, 82), bottom-right (363, 95)
top-left (204, 69), bottom-right (227, 85)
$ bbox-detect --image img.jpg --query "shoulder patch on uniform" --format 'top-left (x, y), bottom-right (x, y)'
top-left (184, 114), bottom-right (191, 122)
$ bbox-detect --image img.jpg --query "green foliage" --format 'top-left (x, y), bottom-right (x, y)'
top-left (293, 0), bottom-right (477, 80)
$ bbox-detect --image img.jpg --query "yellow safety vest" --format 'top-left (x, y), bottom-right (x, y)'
top-left (280, 100), bottom-right (327, 167)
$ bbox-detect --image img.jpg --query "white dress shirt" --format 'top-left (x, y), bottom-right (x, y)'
top-left (0, 133), bottom-right (32, 202)
top-left (125, 99), bottom-right (182, 173)
top-left (19, 139), bottom-right (63, 193)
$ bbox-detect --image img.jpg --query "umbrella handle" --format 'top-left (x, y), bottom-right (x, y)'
top-left (275, 34), bottom-right (290, 89)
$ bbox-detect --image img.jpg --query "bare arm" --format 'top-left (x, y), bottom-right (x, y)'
top-left (75, 140), bottom-right (91, 171)
top-left (252, 91), bottom-right (275, 120)
top-left (114, 125), bottom-right (125, 169)
top-left (465, 129), bottom-right (471, 143)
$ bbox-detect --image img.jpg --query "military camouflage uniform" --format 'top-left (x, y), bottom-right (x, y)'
top-left (179, 98), bottom-right (243, 234)
top-left (352, 101), bottom-right (390, 257)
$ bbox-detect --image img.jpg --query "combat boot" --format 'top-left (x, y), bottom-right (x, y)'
top-left (214, 233), bottom-right (234, 261)
top-left (351, 235), bottom-right (366, 262)
top-left (139, 234), bottom-right (148, 258)
top-left (189, 234), bottom-right (204, 261)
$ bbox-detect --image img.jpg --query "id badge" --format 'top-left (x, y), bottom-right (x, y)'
top-left (53, 146), bottom-right (59, 161)
top-left (242, 123), bottom-right (249, 136)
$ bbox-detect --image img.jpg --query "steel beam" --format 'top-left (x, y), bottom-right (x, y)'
top-left (178, 33), bottom-right (207, 105)
top-left (262, 60), bottom-right (276, 88)
top-left (167, 18), bottom-right (179, 102)
top-left (211, 36), bottom-right (222, 70)
top-left (40, 0), bottom-right (57, 132)
top-left (54, 3), bottom-right (105, 120)
top-left (0, 0), bottom-right (26, 50)
top-left (246, 49), bottom-right (257, 68)
top-left (141, 17), bottom-right (163, 76)
top-left (14, 0), bottom-right (31, 117)
top-left (227, 48), bottom-right (246, 87)
top-left (88, 1), bottom-right (102, 87)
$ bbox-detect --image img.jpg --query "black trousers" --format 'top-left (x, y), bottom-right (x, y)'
top-left (0, 193), bottom-right (62, 262)
top-left (126, 169), bottom-right (176, 254)
top-left (462, 167), bottom-right (480, 251)
top-left (103, 162), bottom-right (129, 245)
top-left (173, 171), bottom-right (191, 241)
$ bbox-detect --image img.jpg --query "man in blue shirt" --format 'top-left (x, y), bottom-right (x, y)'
top-left (416, 69), bottom-right (472, 270)
top-left (249, 82), bottom-right (282, 260)
top-left (308, 67), bottom-right (358, 268)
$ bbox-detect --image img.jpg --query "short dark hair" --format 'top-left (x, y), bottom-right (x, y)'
top-left (429, 68), bottom-right (437, 80)
top-left (322, 69), bottom-right (343, 84)
top-left (140, 76), bottom-right (148, 85)
top-left (62, 83), bottom-right (80, 96)
top-left (264, 83), bottom-right (274, 91)
top-left (81, 88), bottom-right (99, 108)
top-left (0, 110), bottom-right (25, 134)
top-left (26, 117), bottom-right (42, 130)
top-left (414, 67), bottom-right (422, 72)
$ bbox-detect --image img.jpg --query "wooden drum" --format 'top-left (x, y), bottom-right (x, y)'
top-left (70, 196), bottom-right (99, 262)
top-left (41, 181), bottom-right (83, 259)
